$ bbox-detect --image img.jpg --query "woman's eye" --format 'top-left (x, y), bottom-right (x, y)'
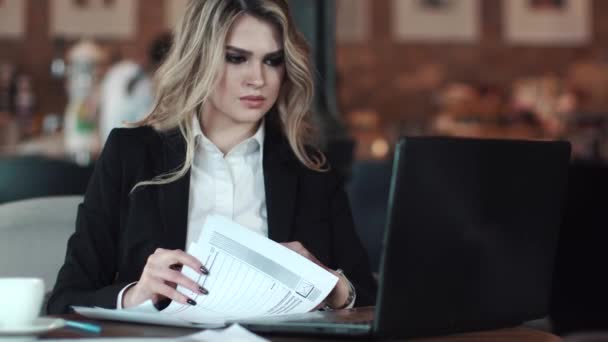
top-left (226, 54), bottom-right (246, 64)
top-left (264, 56), bottom-right (284, 67)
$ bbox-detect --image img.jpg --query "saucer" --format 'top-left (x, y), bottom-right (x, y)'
top-left (0, 317), bottom-right (64, 337)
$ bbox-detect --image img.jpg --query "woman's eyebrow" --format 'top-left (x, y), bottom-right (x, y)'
top-left (265, 50), bottom-right (284, 59)
top-left (226, 45), bottom-right (284, 58)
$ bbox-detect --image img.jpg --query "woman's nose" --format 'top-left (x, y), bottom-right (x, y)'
top-left (246, 63), bottom-right (265, 88)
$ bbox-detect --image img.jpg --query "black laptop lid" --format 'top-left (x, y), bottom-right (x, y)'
top-left (375, 137), bottom-right (570, 338)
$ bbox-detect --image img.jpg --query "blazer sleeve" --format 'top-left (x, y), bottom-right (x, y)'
top-left (328, 171), bottom-right (378, 307)
top-left (47, 130), bottom-right (131, 314)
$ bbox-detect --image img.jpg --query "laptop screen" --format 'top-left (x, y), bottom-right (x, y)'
top-left (375, 137), bottom-right (570, 338)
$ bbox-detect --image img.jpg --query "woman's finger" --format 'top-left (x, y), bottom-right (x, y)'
top-left (157, 249), bottom-right (208, 275)
top-left (150, 281), bottom-right (196, 306)
top-left (151, 267), bottom-right (208, 295)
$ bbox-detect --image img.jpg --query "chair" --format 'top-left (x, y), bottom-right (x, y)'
top-left (0, 196), bottom-right (81, 293)
top-left (346, 159), bottom-right (393, 273)
top-left (0, 156), bottom-right (93, 204)
top-left (550, 161), bottom-right (608, 334)
top-left (326, 139), bottom-right (356, 181)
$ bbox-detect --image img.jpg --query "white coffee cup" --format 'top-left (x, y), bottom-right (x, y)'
top-left (0, 278), bottom-right (44, 328)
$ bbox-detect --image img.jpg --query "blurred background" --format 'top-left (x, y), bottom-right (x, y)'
top-left (2, 0), bottom-right (608, 335)
top-left (3, 0), bottom-right (608, 163)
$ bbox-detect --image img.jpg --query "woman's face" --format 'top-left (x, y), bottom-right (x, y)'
top-left (205, 14), bottom-right (285, 128)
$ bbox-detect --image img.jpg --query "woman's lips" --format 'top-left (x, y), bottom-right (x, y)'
top-left (240, 95), bottom-right (266, 109)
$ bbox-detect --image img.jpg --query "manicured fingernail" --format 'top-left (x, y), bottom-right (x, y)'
top-left (199, 286), bottom-right (208, 295)
top-left (200, 266), bottom-right (209, 275)
top-left (187, 299), bottom-right (197, 306)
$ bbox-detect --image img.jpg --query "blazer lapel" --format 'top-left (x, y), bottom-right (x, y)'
top-left (158, 130), bottom-right (190, 251)
top-left (263, 120), bottom-right (298, 243)
top-left (155, 118), bottom-right (297, 247)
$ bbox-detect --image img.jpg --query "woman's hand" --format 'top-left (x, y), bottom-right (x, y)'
top-left (280, 241), bottom-right (350, 309)
top-left (122, 248), bottom-right (209, 308)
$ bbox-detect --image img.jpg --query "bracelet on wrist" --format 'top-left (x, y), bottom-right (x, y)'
top-left (324, 268), bottom-right (355, 310)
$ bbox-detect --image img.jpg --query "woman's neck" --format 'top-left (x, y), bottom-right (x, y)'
top-left (199, 112), bottom-right (260, 155)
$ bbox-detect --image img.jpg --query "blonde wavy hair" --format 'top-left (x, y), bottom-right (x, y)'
top-left (133, 0), bottom-right (325, 190)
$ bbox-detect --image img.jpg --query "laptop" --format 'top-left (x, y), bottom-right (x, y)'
top-left (240, 136), bottom-right (571, 339)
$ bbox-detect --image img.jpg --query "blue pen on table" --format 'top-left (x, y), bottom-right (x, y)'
top-left (64, 320), bottom-right (102, 334)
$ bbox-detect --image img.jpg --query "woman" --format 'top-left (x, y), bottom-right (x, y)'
top-left (48, 0), bottom-right (376, 314)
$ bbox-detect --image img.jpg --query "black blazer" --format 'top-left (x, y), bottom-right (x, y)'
top-left (47, 118), bottom-right (377, 314)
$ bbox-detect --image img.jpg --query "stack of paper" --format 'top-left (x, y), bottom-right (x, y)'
top-left (74, 215), bottom-right (338, 328)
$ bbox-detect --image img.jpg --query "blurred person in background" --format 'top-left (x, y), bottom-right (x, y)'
top-left (63, 39), bottom-right (107, 164)
top-left (99, 32), bottom-right (172, 146)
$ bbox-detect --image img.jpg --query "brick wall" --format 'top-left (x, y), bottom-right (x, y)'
top-left (336, 0), bottom-right (608, 130)
top-left (0, 0), bottom-right (166, 117)
top-left (1, 0), bottom-right (608, 130)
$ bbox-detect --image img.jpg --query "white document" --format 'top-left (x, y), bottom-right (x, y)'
top-left (72, 305), bottom-right (225, 329)
top-left (47, 323), bottom-right (268, 342)
top-left (162, 215), bottom-right (338, 322)
top-left (187, 324), bottom-right (269, 342)
top-left (74, 215), bottom-right (338, 327)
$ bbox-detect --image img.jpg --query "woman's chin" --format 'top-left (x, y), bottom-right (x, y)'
top-left (232, 108), bottom-right (269, 123)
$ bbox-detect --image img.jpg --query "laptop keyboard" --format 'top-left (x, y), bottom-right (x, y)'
top-left (323, 308), bottom-right (374, 325)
